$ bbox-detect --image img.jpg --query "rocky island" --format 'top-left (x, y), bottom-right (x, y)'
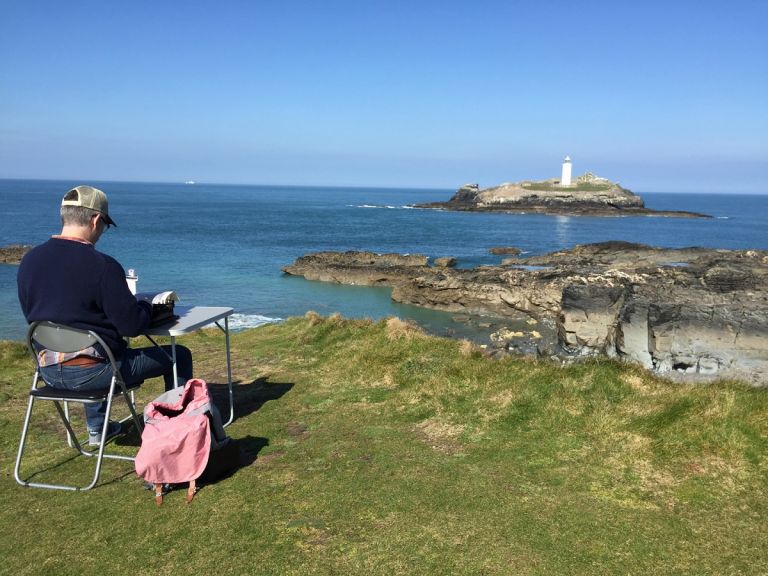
top-left (415, 165), bottom-right (711, 218)
top-left (284, 243), bottom-right (768, 386)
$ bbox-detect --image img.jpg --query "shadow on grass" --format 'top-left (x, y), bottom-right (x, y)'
top-left (18, 378), bottom-right (289, 490)
top-left (207, 376), bottom-right (294, 421)
top-left (113, 376), bottom-right (293, 446)
top-left (15, 450), bottom-right (86, 484)
top-left (197, 434), bottom-right (270, 492)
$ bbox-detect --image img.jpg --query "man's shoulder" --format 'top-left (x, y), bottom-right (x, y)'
top-left (22, 238), bottom-right (119, 269)
top-left (19, 239), bottom-right (57, 264)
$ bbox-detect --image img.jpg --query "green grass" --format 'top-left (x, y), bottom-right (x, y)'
top-left (1, 314), bottom-right (767, 575)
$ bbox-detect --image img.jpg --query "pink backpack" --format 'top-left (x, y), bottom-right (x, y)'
top-left (135, 378), bottom-right (229, 504)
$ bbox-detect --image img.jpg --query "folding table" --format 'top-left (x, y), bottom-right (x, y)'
top-left (145, 305), bottom-right (235, 427)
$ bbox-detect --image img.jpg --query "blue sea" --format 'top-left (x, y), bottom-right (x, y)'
top-left (1, 179), bottom-right (766, 342)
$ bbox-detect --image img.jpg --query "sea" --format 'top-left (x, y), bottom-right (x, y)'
top-left (1, 179), bottom-right (766, 342)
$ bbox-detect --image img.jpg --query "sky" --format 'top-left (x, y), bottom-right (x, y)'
top-left (1, 0), bottom-right (766, 193)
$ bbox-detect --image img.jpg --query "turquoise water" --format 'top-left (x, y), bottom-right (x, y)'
top-left (1, 178), bottom-right (766, 341)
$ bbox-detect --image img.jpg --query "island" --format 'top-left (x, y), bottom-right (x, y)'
top-left (414, 157), bottom-right (711, 218)
top-left (284, 243), bottom-right (768, 386)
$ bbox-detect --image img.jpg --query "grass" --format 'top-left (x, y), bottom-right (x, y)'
top-left (1, 314), bottom-right (767, 575)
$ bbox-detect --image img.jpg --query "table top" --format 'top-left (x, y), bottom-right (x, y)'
top-left (144, 305), bottom-right (234, 336)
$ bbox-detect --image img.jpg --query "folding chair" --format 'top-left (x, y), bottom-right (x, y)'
top-left (14, 321), bottom-right (144, 491)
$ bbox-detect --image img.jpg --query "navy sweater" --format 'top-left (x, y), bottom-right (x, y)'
top-left (17, 238), bottom-right (152, 356)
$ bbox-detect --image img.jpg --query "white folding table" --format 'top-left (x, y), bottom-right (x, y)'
top-left (144, 305), bottom-right (235, 427)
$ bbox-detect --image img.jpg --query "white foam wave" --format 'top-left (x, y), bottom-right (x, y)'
top-left (352, 204), bottom-right (408, 209)
top-left (206, 313), bottom-right (283, 331)
top-left (716, 216), bottom-right (729, 220)
top-left (231, 313), bottom-right (283, 330)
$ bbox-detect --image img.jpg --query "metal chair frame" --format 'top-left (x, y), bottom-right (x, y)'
top-left (14, 321), bottom-right (144, 491)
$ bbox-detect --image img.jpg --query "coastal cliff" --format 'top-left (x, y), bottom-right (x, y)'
top-left (416, 176), bottom-right (711, 218)
top-left (284, 243), bottom-right (768, 385)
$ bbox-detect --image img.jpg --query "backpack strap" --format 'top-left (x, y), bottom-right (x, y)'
top-left (186, 479), bottom-right (197, 504)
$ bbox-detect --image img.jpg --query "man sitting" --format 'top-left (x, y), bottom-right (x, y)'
top-left (17, 185), bottom-right (193, 445)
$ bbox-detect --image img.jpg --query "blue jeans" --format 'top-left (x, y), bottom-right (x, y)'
top-left (39, 345), bottom-right (193, 433)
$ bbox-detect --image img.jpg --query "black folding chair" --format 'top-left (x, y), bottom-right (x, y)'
top-left (14, 321), bottom-right (144, 491)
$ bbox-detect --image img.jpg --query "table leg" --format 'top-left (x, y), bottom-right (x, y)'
top-left (223, 316), bottom-right (234, 426)
top-left (214, 317), bottom-right (234, 427)
top-left (171, 336), bottom-right (178, 388)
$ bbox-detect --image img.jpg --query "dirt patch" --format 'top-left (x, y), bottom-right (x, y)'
top-left (255, 450), bottom-right (285, 466)
top-left (286, 422), bottom-right (309, 438)
top-left (413, 418), bottom-right (465, 454)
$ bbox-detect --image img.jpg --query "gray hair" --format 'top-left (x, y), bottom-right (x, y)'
top-left (61, 190), bottom-right (97, 226)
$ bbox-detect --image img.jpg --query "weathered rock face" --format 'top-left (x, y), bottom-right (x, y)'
top-left (489, 246), bottom-right (522, 255)
top-left (283, 244), bottom-right (768, 385)
top-left (452, 183), bottom-right (481, 202)
top-left (433, 257), bottom-right (457, 268)
top-left (0, 244), bottom-right (31, 264)
top-left (475, 181), bottom-right (644, 210)
top-left (282, 251), bottom-right (429, 286)
top-left (615, 267), bottom-right (768, 381)
top-left (415, 180), bottom-right (711, 218)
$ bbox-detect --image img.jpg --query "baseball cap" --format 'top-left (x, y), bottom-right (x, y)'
top-left (61, 185), bottom-right (116, 227)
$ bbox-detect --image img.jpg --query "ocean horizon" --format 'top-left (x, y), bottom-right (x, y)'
top-left (1, 178), bottom-right (766, 342)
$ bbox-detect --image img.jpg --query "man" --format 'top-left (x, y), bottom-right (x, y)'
top-left (17, 185), bottom-right (193, 445)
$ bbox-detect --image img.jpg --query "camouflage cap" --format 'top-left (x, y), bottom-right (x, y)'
top-left (61, 185), bottom-right (116, 227)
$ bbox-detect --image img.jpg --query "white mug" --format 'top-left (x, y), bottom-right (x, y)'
top-left (126, 269), bottom-right (138, 295)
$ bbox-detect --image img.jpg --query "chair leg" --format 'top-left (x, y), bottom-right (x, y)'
top-left (122, 386), bottom-right (144, 436)
top-left (63, 401), bottom-right (75, 448)
top-left (14, 395), bottom-right (38, 487)
top-left (83, 392), bottom-right (119, 491)
top-left (15, 395), bottom-right (122, 491)
top-left (15, 395), bottom-right (91, 491)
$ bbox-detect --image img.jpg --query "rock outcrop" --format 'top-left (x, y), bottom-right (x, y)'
top-left (283, 251), bottom-right (429, 286)
top-left (0, 244), bottom-right (31, 264)
top-left (488, 246), bottom-right (522, 255)
top-left (416, 178), bottom-right (711, 218)
top-left (433, 257), bottom-right (457, 268)
top-left (283, 243), bottom-right (768, 385)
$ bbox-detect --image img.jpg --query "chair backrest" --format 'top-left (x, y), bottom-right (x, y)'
top-left (29, 321), bottom-right (96, 353)
top-left (26, 321), bottom-right (118, 366)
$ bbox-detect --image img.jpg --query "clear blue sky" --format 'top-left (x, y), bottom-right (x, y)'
top-left (1, 0), bottom-right (766, 192)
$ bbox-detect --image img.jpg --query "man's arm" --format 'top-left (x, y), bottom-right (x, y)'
top-left (100, 258), bottom-right (152, 336)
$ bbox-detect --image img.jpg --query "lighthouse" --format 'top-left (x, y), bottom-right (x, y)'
top-left (561, 156), bottom-right (572, 186)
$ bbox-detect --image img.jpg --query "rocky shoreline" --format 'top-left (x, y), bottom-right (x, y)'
top-left (0, 244), bottom-right (31, 264)
top-left (414, 182), bottom-right (712, 218)
top-left (284, 242), bottom-right (768, 386)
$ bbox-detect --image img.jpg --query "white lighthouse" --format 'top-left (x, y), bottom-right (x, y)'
top-left (561, 156), bottom-right (572, 186)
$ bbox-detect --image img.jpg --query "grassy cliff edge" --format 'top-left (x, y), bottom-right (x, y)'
top-left (1, 314), bottom-right (766, 575)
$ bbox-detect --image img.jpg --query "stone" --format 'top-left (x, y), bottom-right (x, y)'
top-left (433, 257), bottom-right (457, 268)
top-left (0, 244), bottom-right (31, 264)
top-left (283, 242), bottom-right (768, 385)
top-left (281, 251), bottom-right (428, 286)
top-left (489, 247), bottom-right (522, 255)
